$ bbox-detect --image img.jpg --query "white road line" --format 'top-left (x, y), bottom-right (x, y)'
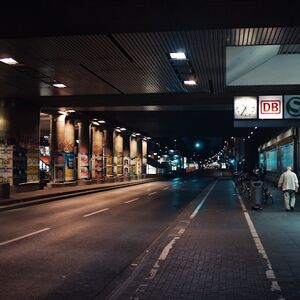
top-left (0, 228), bottom-right (51, 247)
top-left (162, 187), bottom-right (169, 191)
top-left (83, 208), bottom-right (109, 218)
top-left (124, 198), bottom-right (140, 204)
top-left (235, 182), bottom-right (285, 300)
top-left (148, 192), bottom-right (157, 196)
top-left (190, 181), bottom-right (217, 219)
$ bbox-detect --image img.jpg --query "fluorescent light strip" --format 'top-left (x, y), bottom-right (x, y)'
top-left (53, 83), bottom-right (67, 88)
top-left (170, 52), bottom-right (186, 60)
top-left (0, 57), bottom-right (18, 65)
top-left (184, 80), bottom-right (197, 85)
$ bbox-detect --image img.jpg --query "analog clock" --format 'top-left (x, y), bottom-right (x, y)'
top-left (234, 96), bottom-right (257, 119)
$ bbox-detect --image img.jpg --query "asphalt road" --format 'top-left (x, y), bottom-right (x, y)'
top-left (0, 176), bottom-right (211, 300)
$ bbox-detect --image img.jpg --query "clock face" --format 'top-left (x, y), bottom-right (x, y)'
top-left (234, 96), bottom-right (257, 119)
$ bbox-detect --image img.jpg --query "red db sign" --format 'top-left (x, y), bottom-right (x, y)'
top-left (260, 100), bottom-right (281, 114)
top-left (259, 96), bottom-right (283, 119)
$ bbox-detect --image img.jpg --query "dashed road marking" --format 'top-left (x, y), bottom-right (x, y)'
top-left (190, 181), bottom-right (217, 219)
top-left (125, 198), bottom-right (140, 204)
top-left (83, 208), bottom-right (110, 218)
top-left (148, 192), bottom-right (157, 196)
top-left (235, 182), bottom-right (285, 300)
top-left (0, 228), bottom-right (51, 247)
top-left (162, 187), bottom-right (169, 191)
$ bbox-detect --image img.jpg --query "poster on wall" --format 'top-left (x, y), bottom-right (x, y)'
top-left (13, 147), bottom-right (27, 185)
top-left (136, 158), bottom-right (142, 175)
top-left (116, 152), bottom-right (123, 175)
top-left (92, 155), bottom-right (103, 179)
top-left (78, 153), bottom-right (89, 179)
top-left (27, 149), bottom-right (39, 182)
top-left (130, 158), bottom-right (136, 175)
top-left (123, 157), bottom-right (130, 176)
top-left (64, 152), bottom-right (75, 181)
top-left (0, 145), bottom-right (13, 184)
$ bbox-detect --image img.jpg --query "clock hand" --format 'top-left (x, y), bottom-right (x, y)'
top-left (241, 106), bottom-right (247, 116)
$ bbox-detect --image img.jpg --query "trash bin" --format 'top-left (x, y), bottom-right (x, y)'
top-left (250, 180), bottom-right (263, 209)
top-left (0, 183), bottom-right (10, 199)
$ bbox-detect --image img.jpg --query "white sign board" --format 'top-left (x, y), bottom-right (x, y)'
top-left (259, 95), bottom-right (283, 119)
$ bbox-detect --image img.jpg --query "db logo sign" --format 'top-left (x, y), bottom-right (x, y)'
top-left (260, 100), bottom-right (281, 114)
top-left (259, 96), bottom-right (283, 119)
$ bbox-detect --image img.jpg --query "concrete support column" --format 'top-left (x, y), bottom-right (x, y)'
top-left (142, 138), bottom-right (148, 174)
top-left (64, 116), bottom-right (75, 182)
top-left (0, 99), bottom-right (40, 187)
top-left (50, 113), bottom-right (66, 183)
top-left (130, 135), bottom-right (137, 175)
top-left (123, 133), bottom-right (130, 176)
top-left (113, 130), bottom-right (123, 176)
top-left (136, 137), bottom-right (142, 175)
top-left (91, 125), bottom-right (104, 180)
top-left (104, 127), bottom-right (114, 177)
top-left (77, 120), bottom-right (90, 180)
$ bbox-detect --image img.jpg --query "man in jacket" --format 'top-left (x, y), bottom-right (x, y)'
top-left (278, 166), bottom-right (299, 211)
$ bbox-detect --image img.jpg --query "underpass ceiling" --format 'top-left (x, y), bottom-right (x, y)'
top-left (1, 4), bottom-right (300, 139)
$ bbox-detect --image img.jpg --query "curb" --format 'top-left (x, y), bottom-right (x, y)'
top-left (0, 179), bottom-right (157, 212)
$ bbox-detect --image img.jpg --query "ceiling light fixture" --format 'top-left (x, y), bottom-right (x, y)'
top-left (99, 120), bottom-right (106, 124)
top-left (53, 83), bottom-right (67, 88)
top-left (66, 109), bottom-right (76, 113)
top-left (0, 57), bottom-right (18, 65)
top-left (120, 128), bottom-right (126, 131)
top-left (184, 80), bottom-right (197, 85)
top-left (92, 121), bottom-right (99, 125)
top-left (170, 52), bottom-right (186, 60)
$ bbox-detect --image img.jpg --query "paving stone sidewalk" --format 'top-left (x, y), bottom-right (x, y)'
top-left (111, 180), bottom-right (284, 300)
top-left (249, 182), bottom-right (300, 300)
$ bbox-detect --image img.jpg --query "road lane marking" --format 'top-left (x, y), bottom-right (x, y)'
top-left (162, 187), bottom-right (169, 191)
top-left (190, 181), bottom-right (217, 219)
top-left (124, 198), bottom-right (139, 204)
top-left (235, 182), bottom-right (285, 299)
top-left (0, 228), bottom-right (51, 247)
top-left (83, 208), bottom-right (109, 218)
top-left (148, 192), bottom-right (157, 196)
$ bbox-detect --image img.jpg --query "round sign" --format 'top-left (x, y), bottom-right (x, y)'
top-left (286, 97), bottom-right (300, 117)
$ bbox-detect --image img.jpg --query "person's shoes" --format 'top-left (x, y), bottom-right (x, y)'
top-left (290, 207), bottom-right (295, 211)
top-left (286, 209), bottom-right (290, 212)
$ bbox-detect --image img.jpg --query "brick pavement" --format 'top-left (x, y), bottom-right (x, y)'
top-left (249, 183), bottom-right (300, 300)
top-left (111, 180), bottom-right (285, 300)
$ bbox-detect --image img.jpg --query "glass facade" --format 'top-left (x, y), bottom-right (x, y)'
top-left (266, 148), bottom-right (277, 173)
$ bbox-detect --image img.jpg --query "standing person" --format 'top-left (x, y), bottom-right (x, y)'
top-left (278, 166), bottom-right (299, 211)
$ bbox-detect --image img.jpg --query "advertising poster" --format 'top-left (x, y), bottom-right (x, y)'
top-left (123, 157), bottom-right (130, 176)
top-left (27, 149), bottom-right (39, 182)
top-left (130, 158), bottom-right (136, 175)
top-left (115, 152), bottom-right (123, 175)
top-left (0, 145), bottom-right (13, 184)
top-left (106, 155), bottom-right (113, 176)
top-left (64, 152), bottom-right (75, 181)
top-left (92, 155), bottom-right (103, 179)
top-left (78, 153), bottom-right (89, 179)
top-left (136, 158), bottom-right (142, 175)
top-left (54, 151), bottom-right (64, 182)
top-left (13, 147), bottom-right (27, 185)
